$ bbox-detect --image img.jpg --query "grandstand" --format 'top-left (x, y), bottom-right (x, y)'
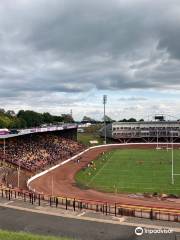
top-left (0, 124), bottom-right (84, 188)
top-left (100, 119), bottom-right (180, 143)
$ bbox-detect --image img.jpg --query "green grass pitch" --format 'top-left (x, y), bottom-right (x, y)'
top-left (75, 148), bottom-right (180, 195)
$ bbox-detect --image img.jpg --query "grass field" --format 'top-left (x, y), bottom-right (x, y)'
top-left (77, 133), bottom-right (114, 146)
top-left (75, 148), bottom-right (180, 195)
top-left (0, 230), bottom-right (72, 240)
top-left (77, 133), bottom-right (104, 146)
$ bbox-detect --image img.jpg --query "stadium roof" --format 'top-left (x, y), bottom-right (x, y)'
top-left (113, 121), bottom-right (180, 124)
top-left (0, 124), bottom-right (77, 139)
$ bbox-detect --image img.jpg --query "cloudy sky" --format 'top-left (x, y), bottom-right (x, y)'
top-left (0, 0), bottom-right (180, 121)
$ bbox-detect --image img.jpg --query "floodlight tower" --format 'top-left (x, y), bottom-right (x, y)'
top-left (103, 95), bottom-right (107, 144)
top-left (156, 128), bottom-right (159, 149)
top-left (171, 131), bottom-right (174, 185)
top-left (3, 138), bottom-right (7, 186)
top-left (3, 138), bottom-right (6, 166)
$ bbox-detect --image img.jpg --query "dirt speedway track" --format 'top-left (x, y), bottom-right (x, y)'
top-left (29, 144), bottom-right (180, 210)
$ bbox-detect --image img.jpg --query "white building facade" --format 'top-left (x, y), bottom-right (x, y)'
top-left (102, 121), bottom-right (180, 143)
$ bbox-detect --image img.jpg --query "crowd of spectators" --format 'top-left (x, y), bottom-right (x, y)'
top-left (0, 134), bottom-right (84, 172)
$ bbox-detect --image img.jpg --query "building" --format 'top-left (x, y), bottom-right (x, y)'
top-left (100, 121), bottom-right (180, 143)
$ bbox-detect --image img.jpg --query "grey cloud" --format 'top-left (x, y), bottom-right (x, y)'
top-left (0, 0), bottom-right (180, 117)
top-left (119, 97), bottom-right (147, 101)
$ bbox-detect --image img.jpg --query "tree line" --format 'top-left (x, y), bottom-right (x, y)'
top-left (0, 109), bottom-right (74, 129)
top-left (0, 108), bottom-right (145, 129)
top-left (81, 115), bottom-right (144, 124)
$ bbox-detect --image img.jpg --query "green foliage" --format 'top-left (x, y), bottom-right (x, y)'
top-left (17, 110), bottom-right (43, 127)
top-left (102, 115), bottom-right (114, 123)
top-left (76, 148), bottom-right (180, 195)
top-left (82, 116), bottom-right (96, 123)
top-left (0, 109), bottom-right (74, 129)
top-left (128, 118), bottom-right (137, 122)
top-left (77, 133), bottom-right (104, 146)
top-left (42, 112), bottom-right (54, 123)
top-left (0, 112), bottom-right (25, 129)
top-left (61, 114), bottom-right (74, 123)
top-left (83, 124), bottom-right (102, 134)
top-left (119, 118), bottom-right (137, 122)
top-left (0, 230), bottom-right (72, 240)
top-left (77, 124), bottom-right (105, 146)
top-left (78, 124), bottom-right (114, 146)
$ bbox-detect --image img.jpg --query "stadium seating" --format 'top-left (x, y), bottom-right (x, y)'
top-left (0, 134), bottom-right (84, 172)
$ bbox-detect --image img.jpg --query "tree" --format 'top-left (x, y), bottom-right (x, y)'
top-left (0, 116), bottom-right (14, 128)
top-left (0, 108), bottom-right (75, 129)
top-left (120, 118), bottom-right (127, 122)
top-left (0, 117), bottom-right (6, 128)
top-left (6, 110), bottom-right (16, 116)
top-left (52, 115), bottom-right (64, 123)
top-left (119, 118), bottom-right (137, 122)
top-left (102, 115), bottom-right (113, 123)
top-left (17, 110), bottom-right (43, 127)
top-left (128, 118), bottom-right (137, 122)
top-left (42, 112), bottom-right (53, 123)
top-left (0, 108), bottom-right (5, 114)
top-left (82, 116), bottom-right (96, 123)
top-left (61, 114), bottom-right (74, 123)
top-left (10, 117), bottom-right (26, 129)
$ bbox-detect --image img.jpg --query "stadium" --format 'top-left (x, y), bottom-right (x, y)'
top-left (1, 0), bottom-right (180, 238)
top-left (1, 120), bottom-right (180, 225)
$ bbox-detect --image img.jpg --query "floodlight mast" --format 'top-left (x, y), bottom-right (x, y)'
top-left (3, 138), bottom-right (7, 186)
top-left (171, 131), bottom-right (174, 185)
top-left (156, 128), bottom-right (159, 149)
top-left (3, 138), bottom-right (5, 166)
top-left (103, 95), bottom-right (107, 144)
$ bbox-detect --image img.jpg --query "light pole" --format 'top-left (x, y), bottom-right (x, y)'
top-left (17, 160), bottom-right (21, 188)
top-left (156, 128), bottom-right (159, 149)
top-left (3, 138), bottom-right (6, 166)
top-left (166, 126), bottom-right (168, 150)
top-left (51, 174), bottom-right (54, 196)
top-left (103, 95), bottom-right (107, 144)
top-left (3, 138), bottom-right (7, 185)
top-left (171, 131), bottom-right (174, 185)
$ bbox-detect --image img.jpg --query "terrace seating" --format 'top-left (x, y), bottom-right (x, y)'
top-left (0, 135), bottom-right (84, 172)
